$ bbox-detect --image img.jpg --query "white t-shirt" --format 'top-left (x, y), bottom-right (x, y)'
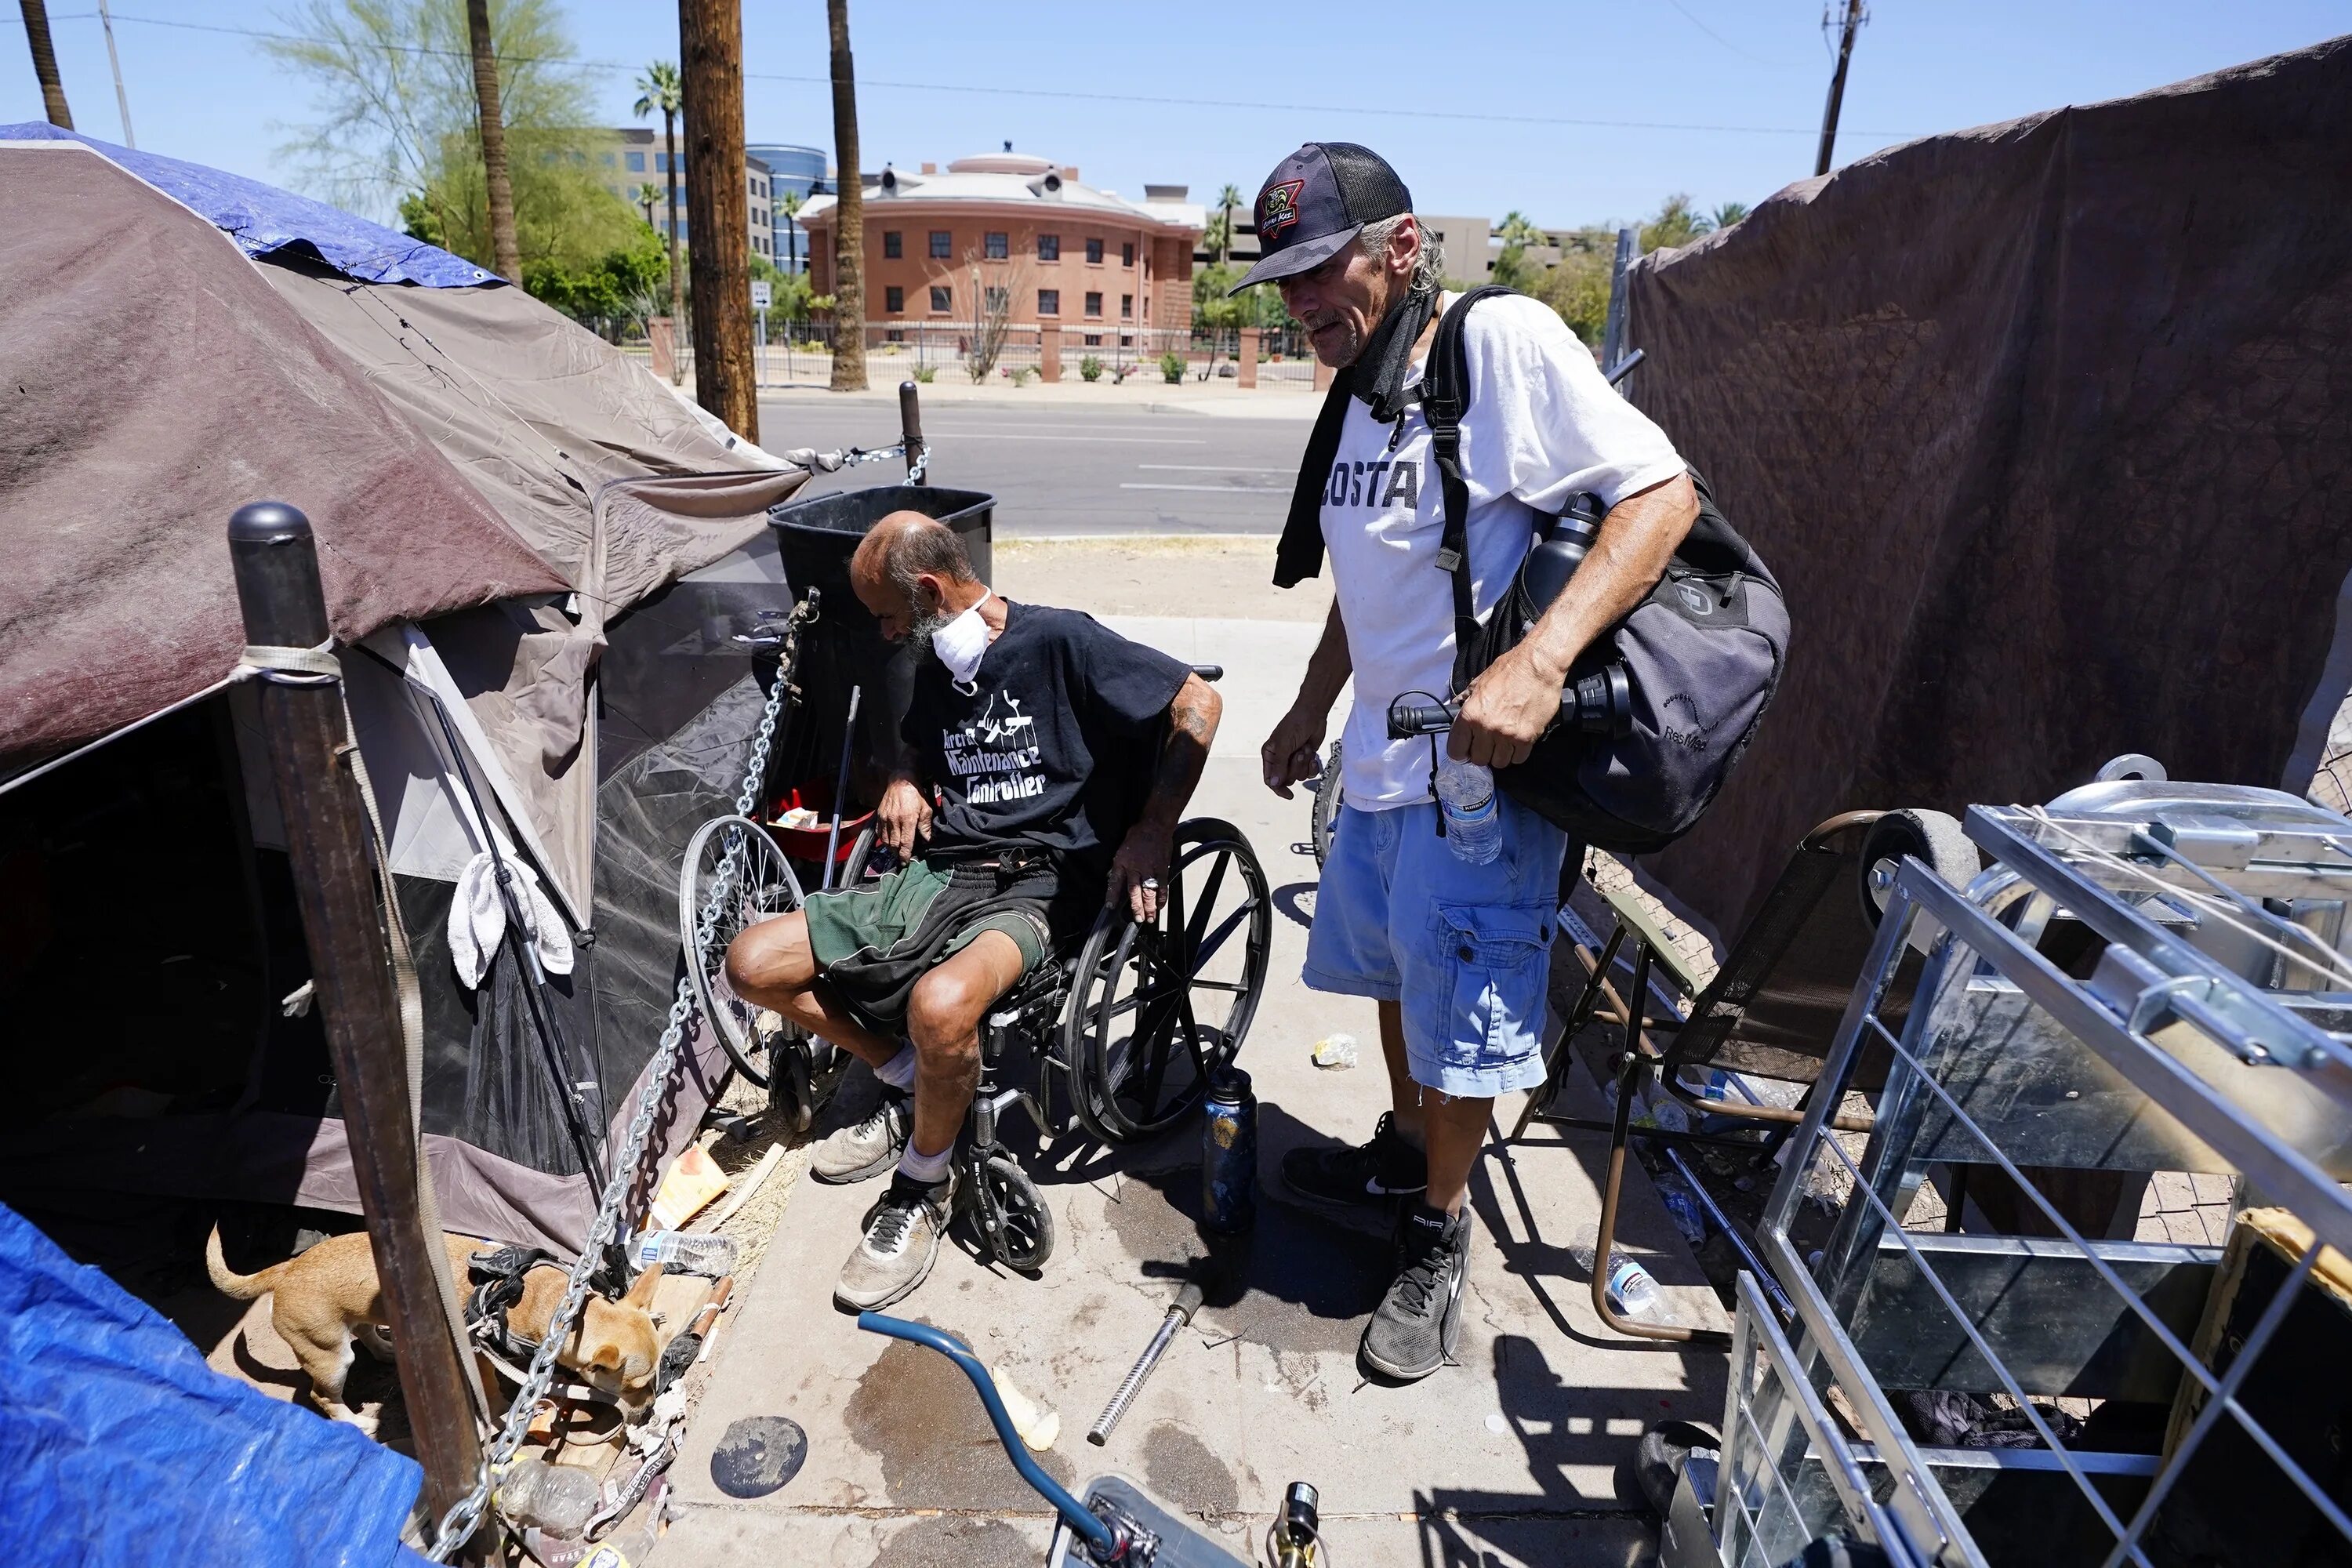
top-left (1323, 292), bottom-right (1686, 810)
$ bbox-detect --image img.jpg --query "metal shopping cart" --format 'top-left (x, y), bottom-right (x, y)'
top-left (1675, 766), bottom-right (2352, 1568)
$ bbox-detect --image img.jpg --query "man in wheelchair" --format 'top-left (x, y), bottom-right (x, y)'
top-left (727, 513), bottom-right (1221, 1309)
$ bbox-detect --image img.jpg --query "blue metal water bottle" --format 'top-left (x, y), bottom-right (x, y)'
top-left (1201, 1066), bottom-right (1258, 1234)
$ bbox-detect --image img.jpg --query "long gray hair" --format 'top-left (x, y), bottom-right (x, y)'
top-left (1357, 213), bottom-right (1446, 293)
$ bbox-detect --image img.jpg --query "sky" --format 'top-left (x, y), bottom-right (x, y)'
top-left (6, 2), bottom-right (2349, 230)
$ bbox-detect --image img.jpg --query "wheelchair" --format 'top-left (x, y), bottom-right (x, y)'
top-left (681, 666), bottom-right (1273, 1273)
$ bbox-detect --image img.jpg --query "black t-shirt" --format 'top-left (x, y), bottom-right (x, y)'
top-left (902, 601), bottom-right (1190, 868)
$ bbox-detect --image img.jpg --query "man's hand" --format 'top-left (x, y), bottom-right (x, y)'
top-left (1450, 640), bottom-right (1566, 768)
top-left (1107, 820), bottom-right (1175, 924)
top-left (876, 773), bottom-right (932, 859)
top-left (1261, 703), bottom-right (1327, 799)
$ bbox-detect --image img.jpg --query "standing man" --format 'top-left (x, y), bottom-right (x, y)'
top-left (1245, 144), bottom-right (1699, 1381)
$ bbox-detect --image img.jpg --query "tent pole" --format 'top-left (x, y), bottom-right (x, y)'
top-left (227, 503), bottom-right (487, 1554)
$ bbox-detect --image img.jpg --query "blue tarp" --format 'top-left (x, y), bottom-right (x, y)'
top-left (0, 1203), bottom-right (426, 1567)
top-left (0, 123), bottom-right (497, 287)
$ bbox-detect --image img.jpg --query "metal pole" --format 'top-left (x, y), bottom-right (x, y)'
top-left (225, 503), bottom-right (485, 1541)
top-left (95, 0), bottom-right (134, 147)
top-left (898, 379), bottom-right (926, 484)
top-left (1599, 226), bottom-right (1637, 375)
top-left (1815, 0), bottom-right (1865, 178)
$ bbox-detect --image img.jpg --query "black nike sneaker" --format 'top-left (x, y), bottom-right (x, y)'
top-left (1361, 1201), bottom-right (1473, 1381)
top-left (1279, 1112), bottom-right (1428, 1208)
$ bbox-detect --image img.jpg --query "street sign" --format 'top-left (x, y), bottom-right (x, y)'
top-left (750, 279), bottom-right (772, 310)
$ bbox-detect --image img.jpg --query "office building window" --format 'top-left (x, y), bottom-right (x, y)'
top-left (1120, 293), bottom-right (1133, 320)
top-left (1084, 291), bottom-right (1102, 318)
top-left (1086, 237), bottom-right (1104, 264)
top-left (626, 151), bottom-right (645, 172)
top-left (929, 230), bottom-right (952, 259)
top-left (883, 230), bottom-right (902, 259)
top-left (885, 285), bottom-right (904, 313)
top-left (1037, 234), bottom-right (1060, 261)
top-left (1038, 289), bottom-right (1060, 315)
top-left (930, 285), bottom-right (952, 312)
top-left (601, 151), bottom-right (615, 167)
top-left (1122, 241), bottom-right (1135, 267)
top-left (1143, 296), bottom-right (1151, 322)
top-left (985, 285), bottom-right (1010, 314)
top-left (985, 231), bottom-right (1008, 260)
top-left (1083, 333), bottom-right (1101, 346)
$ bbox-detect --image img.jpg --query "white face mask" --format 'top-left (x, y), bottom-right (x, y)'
top-left (930, 592), bottom-right (994, 690)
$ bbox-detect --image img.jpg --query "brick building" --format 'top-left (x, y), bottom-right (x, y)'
top-left (797, 151), bottom-right (1202, 334)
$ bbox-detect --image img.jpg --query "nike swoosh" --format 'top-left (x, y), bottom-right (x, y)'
top-left (1364, 1176), bottom-right (1427, 1196)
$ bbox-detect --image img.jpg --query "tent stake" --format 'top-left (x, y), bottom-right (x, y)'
top-left (227, 503), bottom-right (487, 1555)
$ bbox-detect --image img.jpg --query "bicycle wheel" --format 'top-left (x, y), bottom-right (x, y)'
top-left (680, 815), bottom-right (805, 1090)
top-left (1310, 740), bottom-right (1344, 867)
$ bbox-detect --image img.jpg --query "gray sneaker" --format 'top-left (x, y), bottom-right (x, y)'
top-left (1360, 1203), bottom-right (1472, 1381)
top-left (811, 1087), bottom-right (911, 1184)
top-left (835, 1171), bottom-right (956, 1311)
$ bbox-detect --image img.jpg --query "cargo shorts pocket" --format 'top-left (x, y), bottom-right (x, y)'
top-left (1428, 902), bottom-right (1555, 1069)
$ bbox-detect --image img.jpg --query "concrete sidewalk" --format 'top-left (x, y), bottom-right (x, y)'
top-left (655, 617), bottom-right (1726, 1568)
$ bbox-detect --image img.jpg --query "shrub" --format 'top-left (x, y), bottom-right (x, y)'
top-left (912, 365), bottom-right (935, 383)
top-left (1079, 354), bottom-right (1104, 383)
top-left (1159, 350), bottom-right (1185, 384)
top-left (1010, 365), bottom-right (1035, 387)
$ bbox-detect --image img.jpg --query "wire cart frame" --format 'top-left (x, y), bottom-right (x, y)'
top-left (1701, 781), bottom-right (2352, 1568)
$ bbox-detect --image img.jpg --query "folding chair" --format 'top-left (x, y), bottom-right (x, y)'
top-left (1513, 810), bottom-right (1981, 1345)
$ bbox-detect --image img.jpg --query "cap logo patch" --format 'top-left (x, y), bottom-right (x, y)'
top-left (1259, 179), bottom-right (1305, 239)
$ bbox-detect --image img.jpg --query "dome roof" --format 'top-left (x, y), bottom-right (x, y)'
top-left (946, 151), bottom-right (1056, 175)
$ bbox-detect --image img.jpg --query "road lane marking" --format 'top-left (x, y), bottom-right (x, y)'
top-left (1134, 464), bottom-right (1294, 473)
top-left (1119, 483), bottom-right (1290, 493)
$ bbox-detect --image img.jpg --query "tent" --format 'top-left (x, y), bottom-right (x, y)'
top-left (0, 128), bottom-right (812, 1258)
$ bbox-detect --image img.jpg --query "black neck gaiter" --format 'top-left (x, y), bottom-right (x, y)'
top-left (1352, 283), bottom-right (1439, 425)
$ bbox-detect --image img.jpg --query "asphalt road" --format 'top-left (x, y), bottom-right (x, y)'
top-left (755, 397), bottom-right (1316, 536)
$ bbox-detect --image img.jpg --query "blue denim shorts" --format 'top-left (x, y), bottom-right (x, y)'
top-left (1301, 797), bottom-right (1567, 1098)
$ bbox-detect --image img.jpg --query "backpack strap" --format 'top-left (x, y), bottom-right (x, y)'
top-left (1424, 285), bottom-right (1516, 669)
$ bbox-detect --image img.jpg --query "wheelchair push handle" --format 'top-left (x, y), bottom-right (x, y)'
top-left (856, 1312), bottom-right (1131, 1561)
top-left (1187, 663), bottom-right (1223, 683)
top-left (1385, 663), bottom-right (1632, 741)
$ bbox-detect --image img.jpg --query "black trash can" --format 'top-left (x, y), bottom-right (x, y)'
top-left (766, 485), bottom-right (994, 824)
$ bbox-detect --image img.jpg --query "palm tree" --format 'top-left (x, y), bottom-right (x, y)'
top-left (777, 188), bottom-right (804, 275)
top-left (1216, 182), bottom-right (1242, 266)
top-left (1711, 201), bottom-right (1750, 230)
top-left (637, 183), bottom-right (660, 228)
top-left (18, 1), bottom-right (74, 129)
top-left (633, 60), bottom-right (685, 379)
top-left (1493, 210), bottom-right (1544, 289)
top-left (826, 0), bottom-right (866, 390)
top-left (464, 0), bottom-right (521, 281)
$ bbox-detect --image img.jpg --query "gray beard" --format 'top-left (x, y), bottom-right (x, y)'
top-left (909, 607), bottom-right (953, 646)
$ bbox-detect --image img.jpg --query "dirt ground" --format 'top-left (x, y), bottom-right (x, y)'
top-left (993, 535), bottom-right (1334, 624)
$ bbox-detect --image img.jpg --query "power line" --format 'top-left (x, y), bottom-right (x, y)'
top-left (17, 10), bottom-right (1926, 141)
top-left (1655, 0), bottom-right (1802, 70)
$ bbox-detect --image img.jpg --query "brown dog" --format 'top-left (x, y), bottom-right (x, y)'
top-left (205, 1228), bottom-right (662, 1428)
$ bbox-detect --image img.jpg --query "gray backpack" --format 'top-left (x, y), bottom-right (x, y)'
top-left (1425, 286), bottom-right (1788, 854)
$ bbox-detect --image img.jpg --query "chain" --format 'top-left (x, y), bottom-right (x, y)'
top-left (425, 651), bottom-right (794, 1559)
top-left (778, 440), bottom-right (913, 474)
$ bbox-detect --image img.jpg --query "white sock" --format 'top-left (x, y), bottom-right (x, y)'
top-left (898, 1140), bottom-right (953, 1185)
top-left (874, 1042), bottom-right (918, 1091)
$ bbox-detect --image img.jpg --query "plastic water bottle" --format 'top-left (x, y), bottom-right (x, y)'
top-left (1436, 758), bottom-right (1502, 865)
top-left (1606, 1257), bottom-right (1681, 1327)
top-left (632, 1229), bottom-right (739, 1276)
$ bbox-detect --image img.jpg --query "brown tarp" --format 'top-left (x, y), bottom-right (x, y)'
top-left (1623, 37), bottom-right (2352, 944)
top-left (0, 144), bottom-right (566, 768)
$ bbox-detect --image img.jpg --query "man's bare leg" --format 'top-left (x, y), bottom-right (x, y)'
top-left (1377, 1000), bottom-right (1423, 1149)
top-left (725, 911), bottom-right (900, 1067)
top-left (1417, 1090), bottom-right (1492, 1217)
top-left (901, 931), bottom-right (1028, 1163)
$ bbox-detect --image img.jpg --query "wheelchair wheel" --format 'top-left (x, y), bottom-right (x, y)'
top-left (680, 815), bottom-right (805, 1091)
top-left (1065, 818), bottom-right (1271, 1144)
top-left (973, 1153), bottom-right (1054, 1272)
top-left (1310, 740), bottom-right (1343, 867)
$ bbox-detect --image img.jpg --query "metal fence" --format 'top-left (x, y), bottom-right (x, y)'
top-left (624, 320), bottom-right (1319, 390)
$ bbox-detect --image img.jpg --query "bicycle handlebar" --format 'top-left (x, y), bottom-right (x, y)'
top-left (856, 1312), bottom-right (1124, 1559)
top-left (1386, 665), bottom-right (1633, 741)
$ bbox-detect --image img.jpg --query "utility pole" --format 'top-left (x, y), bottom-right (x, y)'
top-left (679, 0), bottom-right (759, 442)
top-left (464, 0), bottom-right (521, 281)
top-left (18, 0), bottom-right (74, 129)
top-left (1814, 0), bottom-right (1866, 178)
top-left (96, 0), bottom-right (132, 147)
